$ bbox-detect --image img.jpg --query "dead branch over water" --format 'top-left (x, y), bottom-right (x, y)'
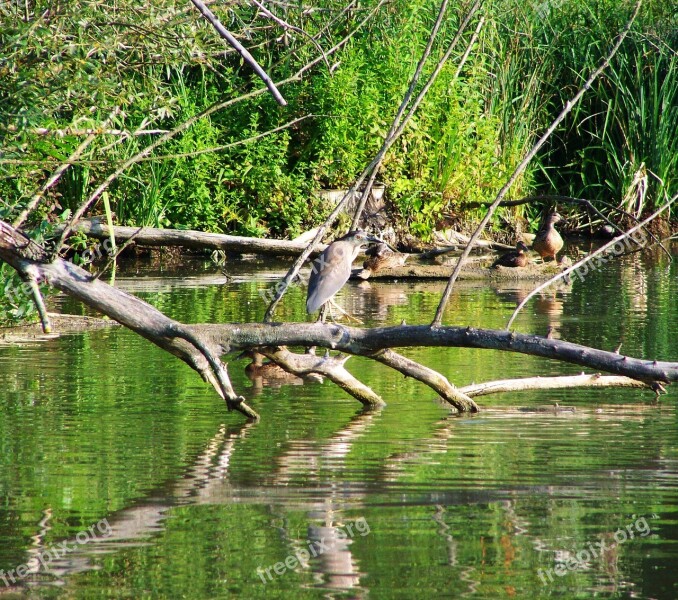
top-left (2, 218), bottom-right (675, 421)
top-left (2, 0), bottom-right (673, 422)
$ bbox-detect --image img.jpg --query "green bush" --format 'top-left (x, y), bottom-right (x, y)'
top-left (0, 0), bottom-right (675, 246)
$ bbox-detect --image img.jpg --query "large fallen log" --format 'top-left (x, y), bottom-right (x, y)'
top-left (53, 218), bottom-right (328, 257)
top-left (1, 219), bottom-right (674, 421)
top-left (55, 220), bottom-right (552, 282)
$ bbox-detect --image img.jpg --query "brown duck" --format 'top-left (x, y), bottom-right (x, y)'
top-left (492, 241), bottom-right (530, 268)
top-left (532, 212), bottom-right (564, 262)
top-left (244, 351), bottom-right (296, 380)
top-left (357, 243), bottom-right (406, 279)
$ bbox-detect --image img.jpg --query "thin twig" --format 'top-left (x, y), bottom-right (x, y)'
top-left (12, 108), bottom-right (121, 229)
top-left (0, 115), bottom-right (321, 166)
top-left (505, 192), bottom-right (676, 330)
top-left (250, 0), bottom-right (330, 71)
top-left (92, 226), bottom-right (146, 281)
top-left (460, 193), bottom-right (671, 259)
top-left (350, 0), bottom-right (453, 229)
top-left (189, 0), bottom-right (287, 106)
top-left (51, 2), bottom-right (386, 258)
top-left (431, 0), bottom-right (642, 327)
top-left (351, 6), bottom-right (484, 230)
top-left (264, 0), bottom-right (482, 321)
top-left (2, 125), bottom-right (168, 137)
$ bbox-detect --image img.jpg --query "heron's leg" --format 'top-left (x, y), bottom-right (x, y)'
top-left (328, 299), bottom-right (363, 324)
top-left (316, 303), bottom-right (328, 323)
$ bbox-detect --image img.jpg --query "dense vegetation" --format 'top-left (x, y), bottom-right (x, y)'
top-left (0, 0), bottom-right (675, 322)
top-left (1, 0), bottom-right (675, 236)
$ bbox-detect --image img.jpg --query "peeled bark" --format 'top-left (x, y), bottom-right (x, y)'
top-left (55, 218), bottom-right (327, 257)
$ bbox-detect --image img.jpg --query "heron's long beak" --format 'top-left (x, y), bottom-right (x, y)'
top-left (365, 236), bottom-right (397, 252)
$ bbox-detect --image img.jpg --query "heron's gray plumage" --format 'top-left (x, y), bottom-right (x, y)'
top-left (306, 231), bottom-right (380, 314)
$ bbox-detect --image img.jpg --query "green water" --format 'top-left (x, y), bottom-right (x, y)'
top-left (0, 246), bottom-right (677, 599)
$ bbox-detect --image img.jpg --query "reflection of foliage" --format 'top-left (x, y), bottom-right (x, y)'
top-left (0, 265), bottom-right (673, 594)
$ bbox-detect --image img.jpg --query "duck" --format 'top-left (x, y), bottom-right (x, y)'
top-left (532, 212), bottom-right (564, 262)
top-left (492, 241), bottom-right (530, 268)
top-left (357, 243), bottom-right (407, 279)
top-left (243, 351), bottom-right (297, 380)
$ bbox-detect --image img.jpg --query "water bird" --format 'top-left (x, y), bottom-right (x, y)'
top-left (357, 242), bottom-right (407, 279)
top-left (492, 241), bottom-right (530, 268)
top-left (243, 351), bottom-right (300, 381)
top-left (532, 212), bottom-right (564, 262)
top-left (306, 230), bottom-right (382, 321)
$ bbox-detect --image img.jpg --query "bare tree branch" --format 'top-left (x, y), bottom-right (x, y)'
top-left (459, 374), bottom-right (656, 398)
top-left (431, 0), bottom-right (642, 326)
top-left (12, 108), bottom-right (121, 229)
top-left (250, 0), bottom-right (330, 71)
top-left (2, 125), bottom-right (168, 138)
top-left (26, 276), bottom-right (51, 334)
top-left (0, 115), bottom-right (320, 167)
top-left (189, 0), bottom-right (287, 106)
top-left (259, 347), bottom-right (385, 407)
top-left (370, 349), bottom-right (478, 411)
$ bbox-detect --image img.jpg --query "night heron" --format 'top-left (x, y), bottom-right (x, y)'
top-left (492, 240), bottom-right (530, 268)
top-left (306, 230), bottom-right (382, 321)
top-left (532, 212), bottom-right (564, 262)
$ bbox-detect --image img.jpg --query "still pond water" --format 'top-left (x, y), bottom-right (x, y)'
top-left (0, 244), bottom-right (677, 599)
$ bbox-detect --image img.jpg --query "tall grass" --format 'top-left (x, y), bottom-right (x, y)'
top-left (531, 2), bottom-right (677, 216)
top-left (0, 0), bottom-right (675, 247)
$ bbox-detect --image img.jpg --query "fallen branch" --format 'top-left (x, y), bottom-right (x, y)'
top-left (353, 261), bottom-right (567, 281)
top-left (55, 218), bottom-right (327, 257)
top-left (0, 220), bottom-right (258, 420)
top-left (200, 322), bottom-right (677, 385)
top-left (370, 348), bottom-right (478, 411)
top-left (259, 347), bottom-right (385, 407)
top-left (459, 374), bottom-right (655, 398)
